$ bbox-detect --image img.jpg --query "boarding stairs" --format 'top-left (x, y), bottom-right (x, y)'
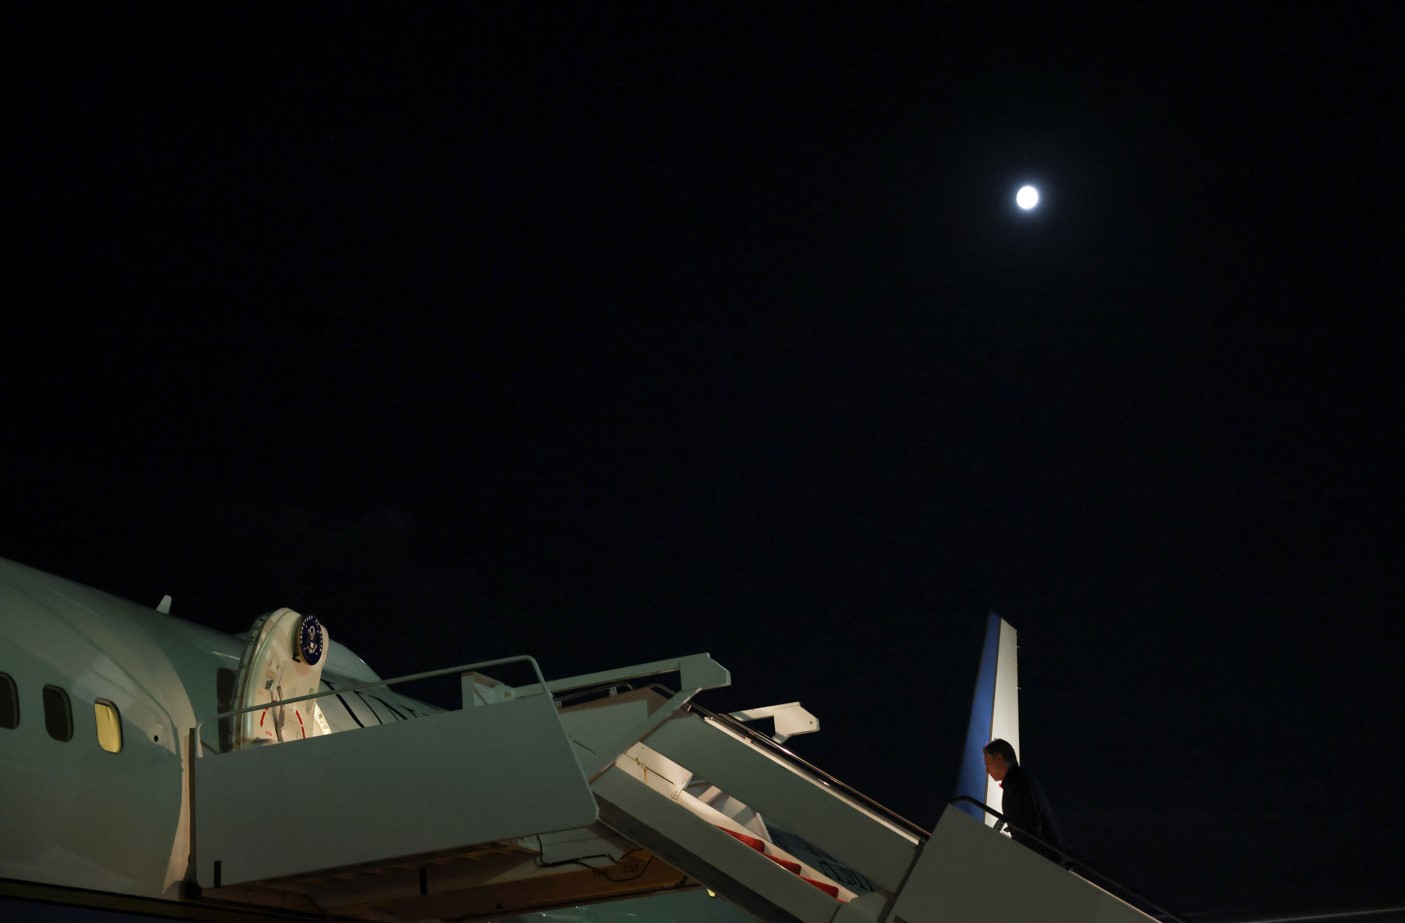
top-left (190, 654), bottom-right (1157, 922)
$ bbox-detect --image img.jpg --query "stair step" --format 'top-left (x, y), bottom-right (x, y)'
top-left (765, 854), bottom-right (802, 874)
top-left (718, 827), bottom-right (766, 853)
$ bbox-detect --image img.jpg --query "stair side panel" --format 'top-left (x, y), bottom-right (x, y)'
top-left (646, 714), bottom-right (918, 893)
top-left (195, 695), bottom-right (598, 887)
top-left (890, 807), bottom-right (1155, 923)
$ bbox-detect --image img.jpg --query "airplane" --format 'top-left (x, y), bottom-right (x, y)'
top-left (1, 554), bottom-right (1170, 922)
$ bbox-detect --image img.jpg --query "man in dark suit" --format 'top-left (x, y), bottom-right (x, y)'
top-left (983, 738), bottom-right (1064, 863)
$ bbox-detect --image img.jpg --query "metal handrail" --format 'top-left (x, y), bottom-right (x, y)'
top-left (192, 654), bottom-right (546, 754)
top-left (553, 681), bottom-right (636, 707)
top-left (685, 697), bottom-right (931, 842)
top-left (948, 796), bottom-right (1190, 923)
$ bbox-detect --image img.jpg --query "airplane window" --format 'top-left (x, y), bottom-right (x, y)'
top-left (0, 673), bottom-right (17, 729)
top-left (43, 685), bottom-right (73, 742)
top-left (94, 700), bottom-right (123, 753)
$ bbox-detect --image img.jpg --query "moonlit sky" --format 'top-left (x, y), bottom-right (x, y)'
top-left (6, 6), bottom-right (1404, 920)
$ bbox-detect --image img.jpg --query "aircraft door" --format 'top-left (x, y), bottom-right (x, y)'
top-left (232, 608), bottom-right (332, 748)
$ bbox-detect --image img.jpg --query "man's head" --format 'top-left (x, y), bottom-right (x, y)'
top-left (983, 738), bottom-right (1018, 782)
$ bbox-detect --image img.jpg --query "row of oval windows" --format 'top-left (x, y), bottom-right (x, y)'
top-left (0, 673), bottom-right (123, 753)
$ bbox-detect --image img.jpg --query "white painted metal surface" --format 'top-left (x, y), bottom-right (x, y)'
top-left (985, 618), bottom-right (1021, 824)
top-left (194, 690), bottom-right (598, 887)
top-left (0, 558), bottom-right (199, 898)
top-left (726, 702), bottom-right (818, 744)
top-left (233, 608), bottom-right (331, 747)
top-left (594, 765), bottom-right (842, 923)
top-left (644, 712), bottom-right (921, 894)
top-left (891, 806), bottom-right (1153, 922)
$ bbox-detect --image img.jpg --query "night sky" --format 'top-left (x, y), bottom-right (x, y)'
top-left (6, 5), bottom-right (1404, 920)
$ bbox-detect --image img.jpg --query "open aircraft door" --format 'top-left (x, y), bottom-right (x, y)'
top-left (230, 608), bottom-right (332, 748)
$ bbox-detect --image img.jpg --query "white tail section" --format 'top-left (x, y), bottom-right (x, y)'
top-left (954, 613), bottom-right (1020, 826)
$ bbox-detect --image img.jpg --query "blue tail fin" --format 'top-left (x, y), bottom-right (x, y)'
top-left (954, 613), bottom-right (1020, 824)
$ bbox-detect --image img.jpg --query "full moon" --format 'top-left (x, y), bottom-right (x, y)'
top-left (1016, 185), bottom-right (1040, 210)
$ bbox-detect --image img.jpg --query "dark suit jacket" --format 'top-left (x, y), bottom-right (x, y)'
top-left (1000, 764), bottom-right (1063, 862)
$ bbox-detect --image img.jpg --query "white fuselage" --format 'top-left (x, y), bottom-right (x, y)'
top-left (0, 557), bottom-right (392, 901)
